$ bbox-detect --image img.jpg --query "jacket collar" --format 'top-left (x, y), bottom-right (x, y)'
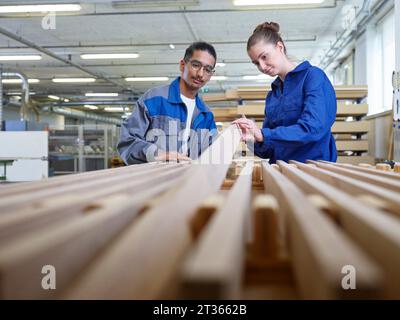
top-left (271, 60), bottom-right (311, 89)
top-left (168, 76), bottom-right (208, 113)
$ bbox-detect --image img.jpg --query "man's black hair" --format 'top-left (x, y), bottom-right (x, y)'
top-left (183, 42), bottom-right (217, 65)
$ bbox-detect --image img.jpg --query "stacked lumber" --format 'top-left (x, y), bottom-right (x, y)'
top-left (208, 85), bottom-right (371, 164)
top-left (1, 126), bottom-right (399, 300)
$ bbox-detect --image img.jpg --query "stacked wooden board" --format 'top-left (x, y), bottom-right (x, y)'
top-left (0, 126), bottom-right (399, 299)
top-left (206, 85), bottom-right (372, 164)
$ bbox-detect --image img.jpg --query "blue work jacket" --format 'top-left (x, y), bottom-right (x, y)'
top-left (254, 61), bottom-right (337, 163)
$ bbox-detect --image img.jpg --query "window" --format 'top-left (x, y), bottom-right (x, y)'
top-left (367, 10), bottom-right (395, 115)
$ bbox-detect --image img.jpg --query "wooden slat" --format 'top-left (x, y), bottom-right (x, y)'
top-left (288, 160), bottom-right (400, 298)
top-left (0, 165), bottom-right (189, 243)
top-left (323, 161), bottom-right (400, 181)
top-left (294, 161), bottom-right (400, 217)
top-left (181, 161), bottom-right (254, 299)
top-left (332, 121), bottom-right (369, 133)
top-left (237, 104), bottom-right (264, 116)
top-left (262, 161), bottom-right (382, 299)
top-left (336, 140), bottom-right (368, 151)
top-left (0, 161), bottom-right (160, 197)
top-left (0, 163), bottom-right (188, 213)
top-left (308, 160), bottom-right (400, 194)
top-left (337, 156), bottom-right (375, 165)
top-left (0, 194), bottom-right (141, 299)
top-left (61, 125), bottom-right (242, 299)
top-left (336, 103), bottom-right (368, 117)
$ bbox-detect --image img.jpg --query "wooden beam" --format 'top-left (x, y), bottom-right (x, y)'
top-left (308, 160), bottom-right (400, 194)
top-left (337, 156), bottom-right (375, 165)
top-left (336, 104), bottom-right (368, 117)
top-left (332, 121), bottom-right (369, 133)
top-left (180, 161), bottom-right (254, 299)
top-left (61, 125), bottom-right (242, 299)
top-left (0, 165), bottom-right (189, 243)
top-left (336, 140), bottom-right (368, 151)
top-left (287, 160), bottom-right (400, 298)
top-left (323, 162), bottom-right (400, 181)
top-left (262, 161), bottom-right (382, 299)
top-left (296, 161), bottom-right (400, 217)
top-left (0, 194), bottom-right (142, 299)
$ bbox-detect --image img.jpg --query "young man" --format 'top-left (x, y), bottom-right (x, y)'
top-left (117, 42), bottom-right (218, 164)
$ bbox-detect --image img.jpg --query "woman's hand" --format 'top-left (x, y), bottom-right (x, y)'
top-left (232, 116), bottom-right (264, 143)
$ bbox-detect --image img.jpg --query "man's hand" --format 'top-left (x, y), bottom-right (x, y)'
top-left (155, 151), bottom-right (191, 162)
top-left (232, 116), bottom-right (264, 143)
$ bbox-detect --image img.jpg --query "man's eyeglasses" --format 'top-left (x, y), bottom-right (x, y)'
top-left (187, 60), bottom-right (215, 76)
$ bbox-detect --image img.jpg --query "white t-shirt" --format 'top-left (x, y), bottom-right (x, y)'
top-left (180, 94), bottom-right (196, 155)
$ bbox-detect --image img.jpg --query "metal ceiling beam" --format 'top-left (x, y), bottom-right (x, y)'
top-left (0, 37), bottom-right (317, 51)
top-left (0, 26), bottom-right (130, 92)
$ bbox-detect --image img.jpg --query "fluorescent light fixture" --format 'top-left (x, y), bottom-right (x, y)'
top-left (233, 0), bottom-right (324, 5)
top-left (84, 105), bottom-right (98, 110)
top-left (2, 78), bottom-right (40, 84)
top-left (243, 74), bottom-right (273, 80)
top-left (64, 98), bottom-right (70, 102)
top-left (0, 55), bottom-right (42, 61)
top-left (216, 62), bottom-right (226, 67)
top-left (211, 76), bottom-right (228, 81)
top-left (52, 78), bottom-right (96, 83)
top-left (104, 107), bottom-right (124, 112)
top-left (169, 44), bottom-right (175, 49)
top-left (48, 95), bottom-right (60, 101)
top-left (125, 77), bottom-right (169, 82)
top-left (85, 93), bottom-right (119, 97)
top-left (80, 53), bottom-right (139, 60)
top-left (6, 91), bottom-right (36, 95)
top-left (0, 4), bottom-right (82, 13)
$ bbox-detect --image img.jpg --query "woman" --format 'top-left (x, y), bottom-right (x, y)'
top-left (233, 21), bottom-right (337, 163)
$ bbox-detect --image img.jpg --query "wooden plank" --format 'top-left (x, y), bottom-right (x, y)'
top-left (61, 125), bottom-right (242, 299)
top-left (180, 161), bottom-right (254, 299)
top-left (334, 86), bottom-right (368, 99)
top-left (0, 165), bottom-right (189, 243)
top-left (251, 195), bottom-right (279, 259)
top-left (295, 161), bottom-right (400, 217)
top-left (262, 161), bottom-right (382, 299)
top-left (308, 160), bottom-right (400, 194)
top-left (325, 162), bottom-right (400, 181)
top-left (337, 156), bottom-right (375, 165)
top-left (336, 104), bottom-right (368, 117)
top-left (336, 140), bottom-right (368, 151)
top-left (332, 121), bottom-right (369, 133)
top-left (0, 161), bottom-right (160, 198)
top-left (288, 160), bottom-right (400, 298)
top-left (0, 194), bottom-right (142, 299)
top-left (0, 163), bottom-right (189, 213)
top-left (237, 104), bottom-right (264, 116)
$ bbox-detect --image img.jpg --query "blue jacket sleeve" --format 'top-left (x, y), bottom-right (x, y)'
top-left (117, 100), bottom-right (158, 165)
top-left (261, 68), bottom-right (336, 148)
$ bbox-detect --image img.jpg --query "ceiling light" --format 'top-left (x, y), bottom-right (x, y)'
top-left (6, 91), bottom-right (36, 95)
top-left (125, 77), bottom-right (169, 82)
top-left (2, 78), bottom-right (40, 84)
top-left (211, 76), bottom-right (228, 81)
top-left (85, 93), bottom-right (119, 97)
top-left (233, 0), bottom-right (324, 5)
top-left (80, 53), bottom-right (139, 60)
top-left (104, 107), bottom-right (125, 112)
top-left (84, 105), bottom-right (99, 110)
top-left (48, 95), bottom-right (60, 100)
top-left (0, 4), bottom-right (82, 13)
top-left (0, 55), bottom-right (42, 61)
top-left (64, 98), bottom-right (70, 102)
top-left (169, 44), bottom-right (175, 49)
top-left (52, 78), bottom-right (96, 83)
top-left (216, 63), bottom-right (226, 67)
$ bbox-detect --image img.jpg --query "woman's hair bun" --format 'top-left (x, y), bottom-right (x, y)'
top-left (253, 21), bottom-right (280, 34)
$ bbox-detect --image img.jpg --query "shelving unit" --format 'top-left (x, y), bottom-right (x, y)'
top-left (48, 124), bottom-right (120, 175)
top-left (206, 85), bottom-right (372, 164)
